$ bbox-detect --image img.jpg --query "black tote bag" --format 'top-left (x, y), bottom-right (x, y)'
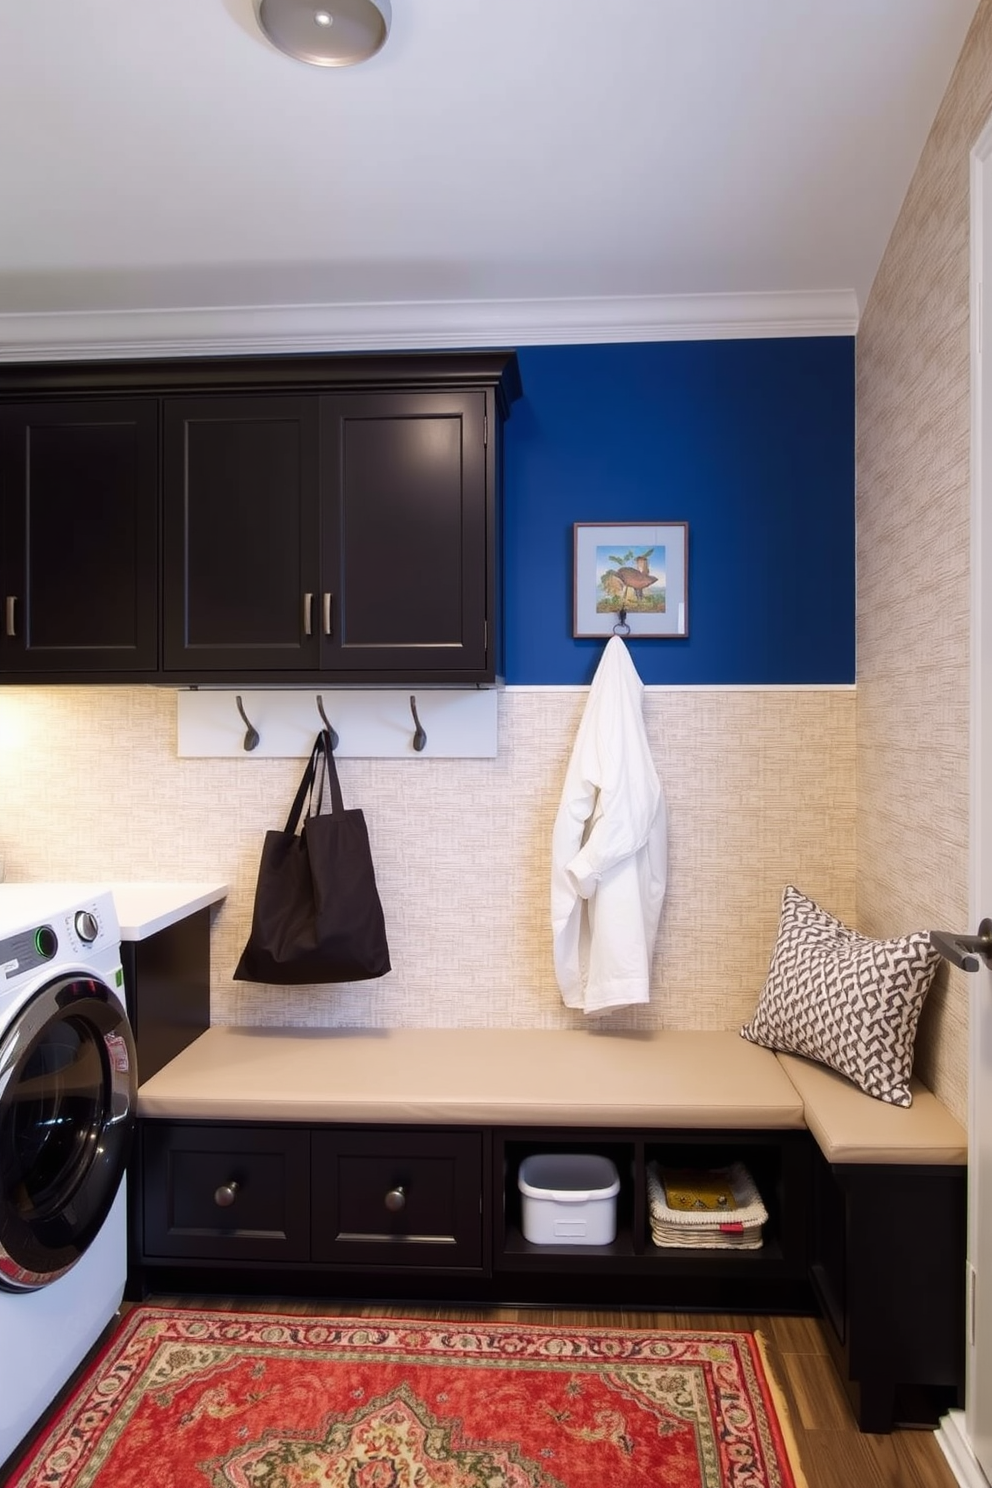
top-left (234, 730), bottom-right (391, 985)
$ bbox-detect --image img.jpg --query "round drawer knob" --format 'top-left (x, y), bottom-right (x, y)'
top-left (214, 1181), bottom-right (240, 1208)
top-left (384, 1186), bottom-right (406, 1213)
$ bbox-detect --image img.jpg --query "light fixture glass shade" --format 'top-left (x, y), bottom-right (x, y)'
top-left (255, 0), bottom-right (391, 67)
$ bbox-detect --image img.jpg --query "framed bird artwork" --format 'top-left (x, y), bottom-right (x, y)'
top-left (573, 521), bottom-right (689, 638)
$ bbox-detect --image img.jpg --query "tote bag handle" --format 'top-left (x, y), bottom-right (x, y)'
top-left (283, 728), bottom-right (343, 833)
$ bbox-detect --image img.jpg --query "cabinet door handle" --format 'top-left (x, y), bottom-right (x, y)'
top-left (4, 596), bottom-right (15, 638)
top-left (214, 1180), bottom-right (240, 1208)
top-left (322, 593), bottom-right (333, 637)
top-left (930, 920), bottom-right (992, 972)
top-left (303, 592), bottom-right (313, 637)
top-left (384, 1185), bottom-right (406, 1213)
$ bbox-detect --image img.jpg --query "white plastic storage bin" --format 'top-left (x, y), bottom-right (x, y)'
top-left (517, 1153), bottom-right (620, 1245)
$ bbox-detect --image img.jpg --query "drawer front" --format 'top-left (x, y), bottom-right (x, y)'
top-left (142, 1123), bottom-right (311, 1262)
top-left (312, 1128), bottom-right (483, 1269)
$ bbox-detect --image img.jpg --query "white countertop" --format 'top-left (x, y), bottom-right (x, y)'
top-left (0, 881), bottom-right (227, 940)
top-left (107, 881), bottom-right (228, 939)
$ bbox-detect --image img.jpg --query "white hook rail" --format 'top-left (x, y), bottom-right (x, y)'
top-left (176, 688), bottom-right (498, 759)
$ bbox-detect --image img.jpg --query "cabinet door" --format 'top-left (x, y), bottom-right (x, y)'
top-left (0, 399), bottom-right (158, 673)
top-left (318, 391), bottom-right (492, 680)
top-left (162, 395), bottom-right (320, 671)
top-left (142, 1122), bottom-right (311, 1263)
top-left (311, 1127), bottom-right (484, 1269)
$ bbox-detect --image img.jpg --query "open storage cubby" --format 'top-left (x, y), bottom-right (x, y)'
top-left (499, 1133), bottom-right (638, 1261)
top-left (643, 1132), bottom-right (801, 1267)
top-left (491, 1126), bottom-right (813, 1311)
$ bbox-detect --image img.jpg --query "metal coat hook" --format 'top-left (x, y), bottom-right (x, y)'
top-left (409, 695), bottom-right (427, 752)
top-left (315, 696), bottom-right (340, 752)
top-left (612, 607), bottom-right (631, 637)
top-left (235, 695), bottom-right (260, 752)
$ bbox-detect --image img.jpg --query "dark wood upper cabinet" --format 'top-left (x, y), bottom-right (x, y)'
top-left (0, 399), bottom-right (159, 673)
top-left (318, 391), bottom-right (489, 676)
top-left (162, 395), bottom-right (321, 672)
top-left (0, 352), bottom-right (520, 685)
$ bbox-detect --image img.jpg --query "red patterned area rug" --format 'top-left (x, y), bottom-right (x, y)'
top-left (11, 1307), bottom-right (808, 1488)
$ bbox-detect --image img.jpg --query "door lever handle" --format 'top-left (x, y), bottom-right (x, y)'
top-left (930, 919), bottom-right (992, 972)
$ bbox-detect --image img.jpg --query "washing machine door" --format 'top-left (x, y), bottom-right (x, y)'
top-left (0, 974), bottom-right (136, 1291)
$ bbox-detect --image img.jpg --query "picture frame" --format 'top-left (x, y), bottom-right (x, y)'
top-left (573, 522), bottom-right (689, 639)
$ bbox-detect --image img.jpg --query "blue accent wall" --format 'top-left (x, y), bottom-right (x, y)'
top-left (502, 339), bottom-right (855, 685)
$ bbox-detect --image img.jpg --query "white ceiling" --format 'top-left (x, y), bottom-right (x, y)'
top-left (0, 0), bottom-right (982, 358)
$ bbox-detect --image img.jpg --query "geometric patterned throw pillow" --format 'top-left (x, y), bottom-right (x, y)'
top-left (740, 884), bottom-right (940, 1106)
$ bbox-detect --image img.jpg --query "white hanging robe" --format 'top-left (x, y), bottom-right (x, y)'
top-left (551, 635), bottom-right (667, 1014)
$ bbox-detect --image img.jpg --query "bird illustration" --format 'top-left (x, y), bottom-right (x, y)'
top-left (613, 551), bottom-right (658, 605)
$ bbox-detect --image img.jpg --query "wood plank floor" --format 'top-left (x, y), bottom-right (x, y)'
top-left (141, 1296), bottom-right (960, 1488)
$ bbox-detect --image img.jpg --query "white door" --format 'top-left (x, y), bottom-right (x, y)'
top-left (966, 114), bottom-right (992, 1483)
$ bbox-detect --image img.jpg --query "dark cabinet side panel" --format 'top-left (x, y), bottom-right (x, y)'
top-left (121, 909), bottom-right (212, 1083)
top-left (0, 400), bottom-right (159, 672)
top-left (319, 392), bottom-right (489, 674)
top-left (162, 396), bottom-right (321, 670)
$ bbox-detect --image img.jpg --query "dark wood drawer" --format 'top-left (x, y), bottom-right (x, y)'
top-left (142, 1122), bottom-right (310, 1262)
top-left (311, 1128), bottom-right (483, 1269)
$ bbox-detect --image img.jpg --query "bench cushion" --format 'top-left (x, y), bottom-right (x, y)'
top-left (777, 1052), bottom-right (966, 1164)
top-left (137, 1027), bottom-right (806, 1129)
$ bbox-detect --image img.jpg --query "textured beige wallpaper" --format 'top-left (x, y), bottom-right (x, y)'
top-left (856, 0), bottom-right (992, 1122)
top-left (0, 684), bottom-right (854, 1034)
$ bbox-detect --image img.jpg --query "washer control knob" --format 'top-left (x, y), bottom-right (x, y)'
top-left (74, 910), bottom-right (99, 943)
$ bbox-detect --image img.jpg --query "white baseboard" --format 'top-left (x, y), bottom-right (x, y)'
top-left (938, 1412), bottom-right (991, 1488)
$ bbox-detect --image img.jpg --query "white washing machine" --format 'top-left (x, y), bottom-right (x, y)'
top-left (0, 884), bottom-right (136, 1472)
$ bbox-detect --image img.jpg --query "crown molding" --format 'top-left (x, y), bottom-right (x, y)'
top-left (0, 289), bottom-right (859, 361)
top-left (504, 683), bottom-right (857, 692)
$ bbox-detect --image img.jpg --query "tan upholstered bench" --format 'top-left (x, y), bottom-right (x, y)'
top-left (135, 1026), bottom-right (812, 1322)
top-left (137, 1025), bottom-right (805, 1127)
top-left (775, 1051), bottom-right (966, 1164)
top-left (133, 1025), bottom-right (965, 1432)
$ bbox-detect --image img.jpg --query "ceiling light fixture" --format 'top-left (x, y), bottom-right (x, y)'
top-left (254, 0), bottom-right (391, 67)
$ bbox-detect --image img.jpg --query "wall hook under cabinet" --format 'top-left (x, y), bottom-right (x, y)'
top-left (409, 695), bottom-right (427, 752)
top-left (315, 696), bottom-right (340, 752)
top-left (235, 696), bottom-right (260, 752)
top-left (177, 688), bottom-right (497, 759)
